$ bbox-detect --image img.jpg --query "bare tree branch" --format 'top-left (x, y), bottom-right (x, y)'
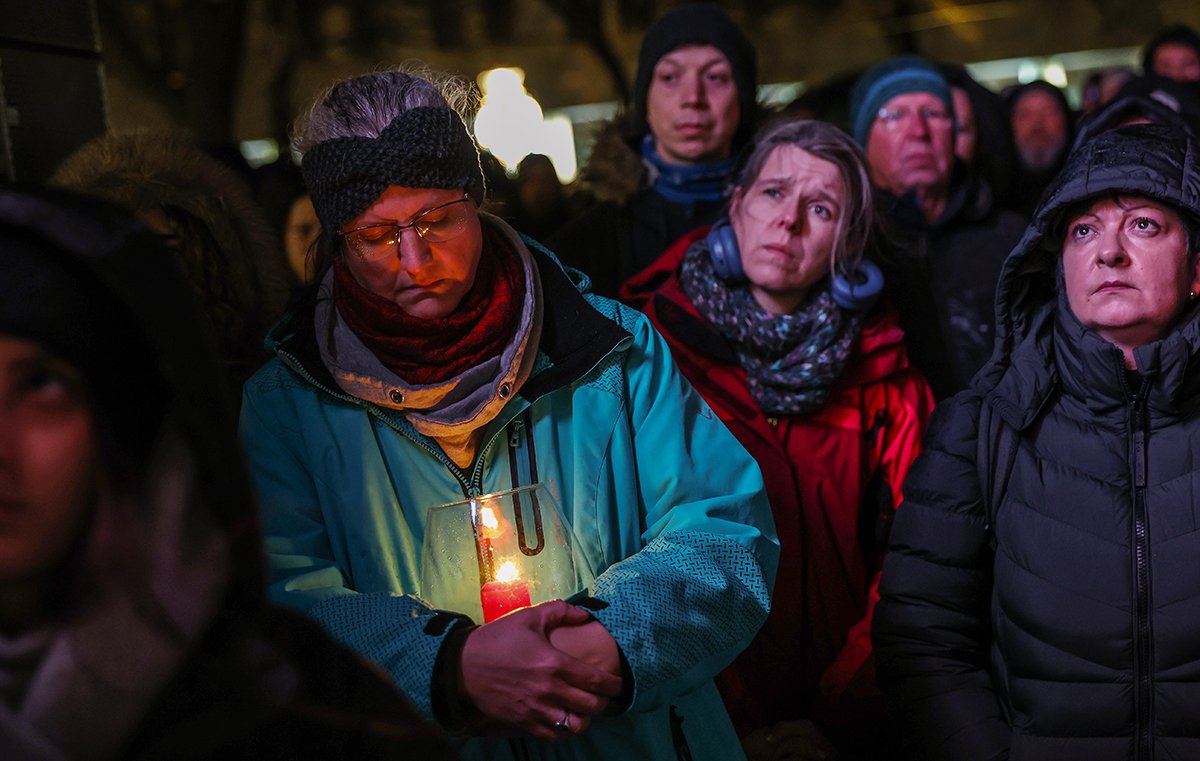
top-left (95, 0), bottom-right (184, 121)
top-left (541, 0), bottom-right (629, 102)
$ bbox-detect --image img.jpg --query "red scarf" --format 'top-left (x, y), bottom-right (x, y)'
top-left (333, 225), bottom-right (524, 386)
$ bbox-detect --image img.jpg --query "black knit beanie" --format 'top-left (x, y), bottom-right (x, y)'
top-left (1142, 23), bottom-right (1200, 77)
top-left (302, 106), bottom-right (486, 231)
top-left (632, 3), bottom-right (758, 149)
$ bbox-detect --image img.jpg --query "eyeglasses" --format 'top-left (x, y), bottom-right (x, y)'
top-left (875, 105), bottom-right (953, 131)
top-left (339, 194), bottom-right (472, 263)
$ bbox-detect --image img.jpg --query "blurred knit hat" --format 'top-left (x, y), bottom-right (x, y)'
top-left (632, 3), bottom-right (758, 149)
top-left (849, 54), bottom-right (953, 145)
top-left (303, 106), bottom-right (484, 231)
top-left (0, 187), bottom-right (182, 462)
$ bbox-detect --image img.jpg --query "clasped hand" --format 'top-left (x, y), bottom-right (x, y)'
top-left (459, 600), bottom-right (624, 741)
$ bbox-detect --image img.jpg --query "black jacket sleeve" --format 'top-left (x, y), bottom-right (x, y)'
top-left (872, 393), bottom-right (1011, 761)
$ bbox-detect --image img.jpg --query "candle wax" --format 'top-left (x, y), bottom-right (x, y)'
top-left (480, 579), bottom-right (531, 622)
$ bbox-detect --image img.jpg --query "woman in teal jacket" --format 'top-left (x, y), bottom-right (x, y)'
top-left (239, 68), bottom-right (779, 761)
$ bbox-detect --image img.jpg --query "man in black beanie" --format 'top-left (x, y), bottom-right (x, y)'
top-left (549, 3), bottom-right (758, 299)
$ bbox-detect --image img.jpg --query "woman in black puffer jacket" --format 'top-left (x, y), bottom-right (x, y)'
top-left (873, 122), bottom-right (1200, 761)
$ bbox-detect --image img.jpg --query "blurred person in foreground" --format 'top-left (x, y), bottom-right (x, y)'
top-left (849, 55), bottom-right (1026, 399)
top-left (874, 123), bottom-right (1200, 760)
top-left (623, 119), bottom-right (934, 761)
top-left (238, 66), bottom-right (778, 761)
top-left (0, 185), bottom-right (455, 760)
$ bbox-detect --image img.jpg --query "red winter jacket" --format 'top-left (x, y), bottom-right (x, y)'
top-left (622, 229), bottom-right (934, 738)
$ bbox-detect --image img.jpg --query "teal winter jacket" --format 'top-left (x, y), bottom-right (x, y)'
top-left (239, 233), bottom-right (779, 761)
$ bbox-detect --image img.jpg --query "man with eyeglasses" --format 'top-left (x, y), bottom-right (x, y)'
top-left (849, 55), bottom-right (1026, 398)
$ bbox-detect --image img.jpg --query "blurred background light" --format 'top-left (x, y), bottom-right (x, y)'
top-left (475, 67), bottom-right (578, 182)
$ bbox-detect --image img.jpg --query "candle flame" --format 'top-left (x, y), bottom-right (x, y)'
top-left (480, 506), bottom-right (499, 531)
top-left (496, 560), bottom-right (520, 582)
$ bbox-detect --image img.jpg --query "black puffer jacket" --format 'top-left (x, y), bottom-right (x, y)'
top-left (873, 123), bottom-right (1200, 761)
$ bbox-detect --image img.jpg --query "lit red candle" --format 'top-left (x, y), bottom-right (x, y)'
top-left (480, 560), bottom-right (531, 622)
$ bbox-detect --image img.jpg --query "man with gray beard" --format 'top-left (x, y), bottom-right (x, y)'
top-left (1006, 80), bottom-right (1074, 217)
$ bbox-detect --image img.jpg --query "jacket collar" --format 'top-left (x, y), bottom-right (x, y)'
top-left (518, 238), bottom-right (631, 401)
top-left (877, 164), bottom-right (991, 232)
top-left (979, 288), bottom-right (1200, 429)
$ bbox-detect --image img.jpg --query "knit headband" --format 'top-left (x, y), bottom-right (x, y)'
top-left (302, 105), bottom-right (485, 230)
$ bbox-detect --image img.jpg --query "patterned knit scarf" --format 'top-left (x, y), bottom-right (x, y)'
top-left (333, 223), bottom-right (524, 386)
top-left (641, 134), bottom-right (736, 205)
top-left (679, 239), bottom-right (863, 416)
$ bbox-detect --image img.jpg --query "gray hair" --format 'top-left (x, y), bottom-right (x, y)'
top-left (733, 119), bottom-right (876, 277)
top-left (291, 65), bottom-right (478, 156)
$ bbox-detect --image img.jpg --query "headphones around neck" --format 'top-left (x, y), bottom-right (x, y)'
top-left (705, 217), bottom-right (884, 311)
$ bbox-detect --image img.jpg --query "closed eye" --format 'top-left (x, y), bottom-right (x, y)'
top-left (10, 355), bottom-right (86, 410)
top-left (418, 208), bottom-right (450, 225)
top-left (354, 225), bottom-right (397, 244)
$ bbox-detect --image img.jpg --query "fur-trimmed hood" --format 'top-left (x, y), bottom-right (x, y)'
top-left (576, 115), bottom-right (650, 205)
top-left (50, 131), bottom-right (294, 386)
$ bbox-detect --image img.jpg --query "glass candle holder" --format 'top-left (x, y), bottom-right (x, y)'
top-left (421, 484), bottom-right (580, 623)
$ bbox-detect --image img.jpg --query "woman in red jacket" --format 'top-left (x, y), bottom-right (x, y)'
top-left (623, 119), bottom-right (934, 761)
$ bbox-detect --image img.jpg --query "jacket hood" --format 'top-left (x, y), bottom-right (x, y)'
top-left (1072, 87), bottom-right (1200, 154)
top-left (980, 123), bottom-right (1200, 415)
top-left (577, 116), bottom-right (649, 205)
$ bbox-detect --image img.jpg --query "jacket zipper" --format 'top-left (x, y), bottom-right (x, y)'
top-left (1125, 375), bottom-right (1152, 761)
